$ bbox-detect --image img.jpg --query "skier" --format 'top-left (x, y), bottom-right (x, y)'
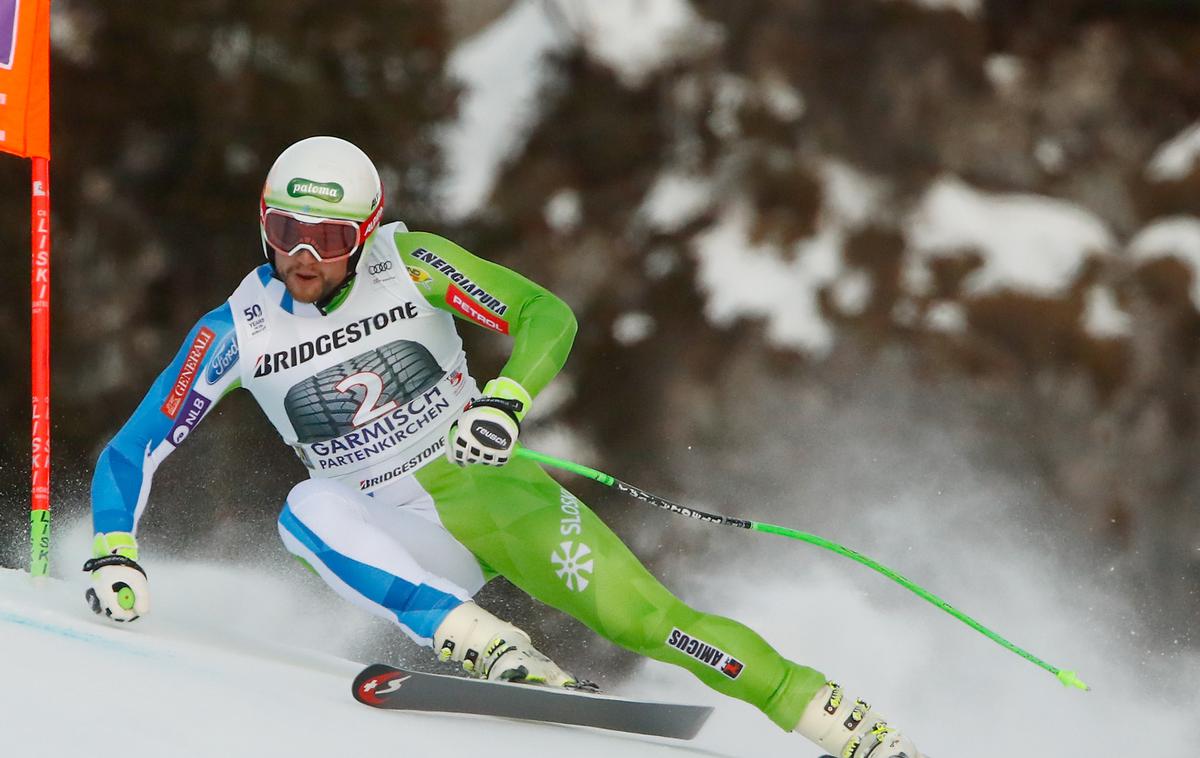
top-left (85, 136), bottom-right (924, 758)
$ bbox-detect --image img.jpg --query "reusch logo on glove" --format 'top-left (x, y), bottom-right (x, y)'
top-left (471, 420), bottom-right (510, 449)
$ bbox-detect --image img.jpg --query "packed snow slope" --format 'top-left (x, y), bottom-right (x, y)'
top-left (3, 513), bottom-right (1197, 758)
top-left (0, 563), bottom-right (717, 757)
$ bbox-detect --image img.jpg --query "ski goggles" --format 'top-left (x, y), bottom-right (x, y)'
top-left (260, 200), bottom-right (383, 262)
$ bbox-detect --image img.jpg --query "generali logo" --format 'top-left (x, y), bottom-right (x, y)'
top-left (161, 327), bottom-right (216, 419)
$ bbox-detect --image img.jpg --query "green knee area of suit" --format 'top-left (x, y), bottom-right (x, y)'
top-left (417, 454), bottom-right (825, 730)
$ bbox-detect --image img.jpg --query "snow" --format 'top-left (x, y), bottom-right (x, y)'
top-left (817, 160), bottom-right (888, 229)
top-left (925, 301), bottom-right (967, 334)
top-left (1035, 137), bottom-right (1067, 173)
top-left (984, 54), bottom-right (1023, 92)
top-left (686, 167), bottom-right (1198, 347)
top-left (758, 73), bottom-right (805, 122)
top-left (544, 188), bottom-right (583, 234)
top-left (612, 311), bottom-right (656, 345)
top-left (831, 269), bottom-right (872, 316)
top-left (5, 482), bottom-right (1196, 758)
top-left (1128, 215), bottom-right (1200, 310)
top-left (637, 433), bottom-right (1200, 758)
top-left (1082, 285), bottom-right (1132, 338)
top-left (883, 0), bottom-right (983, 18)
top-left (687, 161), bottom-right (894, 356)
top-left (1, 520), bottom-right (706, 758)
top-left (1145, 120), bottom-right (1200, 182)
top-left (439, 0), bottom-right (568, 220)
top-left (640, 171), bottom-right (713, 233)
top-left (708, 74), bottom-right (751, 140)
top-left (440, 0), bottom-right (721, 219)
top-left (692, 202), bottom-right (842, 356)
top-left (548, 0), bottom-right (720, 88)
top-left (904, 176), bottom-right (1115, 297)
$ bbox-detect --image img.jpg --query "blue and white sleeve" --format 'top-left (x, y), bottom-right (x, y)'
top-left (91, 303), bottom-right (242, 535)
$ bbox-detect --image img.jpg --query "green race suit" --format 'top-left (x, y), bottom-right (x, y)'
top-left (91, 223), bottom-right (825, 731)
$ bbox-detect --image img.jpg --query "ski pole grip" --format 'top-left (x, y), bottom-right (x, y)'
top-left (515, 448), bottom-right (614, 485)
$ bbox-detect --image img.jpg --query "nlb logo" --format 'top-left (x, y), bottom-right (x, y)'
top-left (168, 392), bottom-right (211, 446)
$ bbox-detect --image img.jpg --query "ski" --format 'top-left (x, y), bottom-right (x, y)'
top-left (352, 663), bottom-right (713, 740)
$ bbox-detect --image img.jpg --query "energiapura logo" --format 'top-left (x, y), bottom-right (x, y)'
top-left (287, 178), bottom-right (344, 202)
top-left (409, 248), bottom-right (509, 315)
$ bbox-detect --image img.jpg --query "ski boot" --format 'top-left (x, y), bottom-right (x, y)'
top-left (795, 681), bottom-right (923, 758)
top-left (433, 602), bottom-right (588, 688)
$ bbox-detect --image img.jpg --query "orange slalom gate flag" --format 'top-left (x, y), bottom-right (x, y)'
top-left (0, 0), bottom-right (49, 159)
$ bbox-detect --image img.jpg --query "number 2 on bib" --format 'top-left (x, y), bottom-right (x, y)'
top-left (335, 371), bottom-right (398, 426)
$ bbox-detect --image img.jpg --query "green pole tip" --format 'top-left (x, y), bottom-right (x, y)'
top-left (1056, 669), bottom-right (1089, 691)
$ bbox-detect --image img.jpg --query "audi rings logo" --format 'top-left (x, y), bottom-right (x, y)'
top-left (368, 261), bottom-right (393, 276)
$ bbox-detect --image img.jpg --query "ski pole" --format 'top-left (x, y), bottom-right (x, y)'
top-left (515, 447), bottom-right (1089, 691)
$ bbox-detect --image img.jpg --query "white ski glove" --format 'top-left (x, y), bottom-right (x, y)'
top-left (83, 532), bottom-right (149, 623)
top-left (447, 377), bottom-right (531, 467)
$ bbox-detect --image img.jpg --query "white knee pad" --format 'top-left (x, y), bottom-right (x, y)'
top-left (277, 476), bottom-right (493, 648)
top-left (284, 478), bottom-right (355, 521)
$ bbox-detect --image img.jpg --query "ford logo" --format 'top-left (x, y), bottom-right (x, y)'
top-left (205, 332), bottom-right (239, 384)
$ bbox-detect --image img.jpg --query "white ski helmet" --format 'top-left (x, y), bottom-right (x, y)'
top-left (259, 136), bottom-right (385, 273)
